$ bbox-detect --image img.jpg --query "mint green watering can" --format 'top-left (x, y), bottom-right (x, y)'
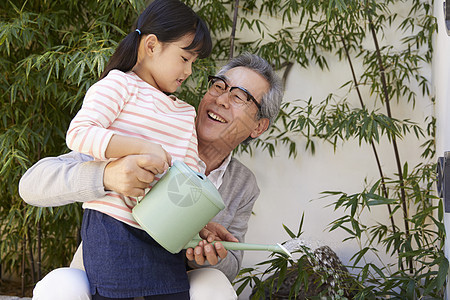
top-left (132, 160), bottom-right (293, 258)
top-left (132, 160), bottom-right (225, 254)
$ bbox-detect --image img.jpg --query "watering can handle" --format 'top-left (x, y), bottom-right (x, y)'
top-left (183, 239), bottom-right (292, 257)
top-left (193, 171), bottom-right (206, 180)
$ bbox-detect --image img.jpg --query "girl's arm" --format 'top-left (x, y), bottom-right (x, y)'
top-left (105, 134), bottom-right (171, 171)
top-left (66, 71), bottom-right (171, 168)
top-left (66, 71), bottom-right (130, 160)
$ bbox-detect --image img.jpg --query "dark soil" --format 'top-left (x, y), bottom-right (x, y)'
top-left (0, 280), bottom-right (33, 297)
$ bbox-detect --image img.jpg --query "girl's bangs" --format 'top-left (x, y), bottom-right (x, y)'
top-left (183, 21), bottom-right (212, 59)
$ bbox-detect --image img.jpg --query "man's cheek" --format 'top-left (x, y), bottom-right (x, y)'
top-left (219, 117), bottom-right (253, 147)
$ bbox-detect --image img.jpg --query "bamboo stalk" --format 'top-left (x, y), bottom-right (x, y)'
top-left (37, 123), bottom-right (42, 281)
top-left (229, 0), bottom-right (239, 59)
top-left (339, 33), bottom-right (398, 236)
top-left (21, 235), bottom-right (25, 297)
top-left (340, 32), bottom-right (404, 272)
top-left (37, 219), bottom-right (41, 281)
top-left (366, 9), bottom-right (412, 273)
top-left (27, 227), bottom-right (36, 284)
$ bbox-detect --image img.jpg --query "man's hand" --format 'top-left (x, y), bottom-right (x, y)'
top-left (185, 222), bottom-right (239, 265)
top-left (103, 154), bottom-right (166, 197)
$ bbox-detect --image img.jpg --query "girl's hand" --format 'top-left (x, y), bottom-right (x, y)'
top-left (185, 222), bottom-right (239, 265)
top-left (139, 141), bottom-right (172, 174)
top-left (104, 154), bottom-right (166, 197)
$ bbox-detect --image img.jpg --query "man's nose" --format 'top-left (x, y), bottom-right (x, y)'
top-left (215, 90), bottom-right (231, 108)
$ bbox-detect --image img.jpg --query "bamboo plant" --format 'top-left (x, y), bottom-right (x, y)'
top-left (230, 0), bottom-right (446, 298)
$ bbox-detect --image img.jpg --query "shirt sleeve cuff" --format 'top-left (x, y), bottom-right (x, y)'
top-left (76, 159), bottom-right (109, 200)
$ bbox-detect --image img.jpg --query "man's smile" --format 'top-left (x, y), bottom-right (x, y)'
top-left (207, 111), bottom-right (226, 123)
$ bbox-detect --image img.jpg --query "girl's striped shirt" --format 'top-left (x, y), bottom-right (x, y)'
top-left (66, 70), bottom-right (200, 229)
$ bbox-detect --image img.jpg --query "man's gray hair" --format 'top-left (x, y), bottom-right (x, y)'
top-left (217, 53), bottom-right (283, 144)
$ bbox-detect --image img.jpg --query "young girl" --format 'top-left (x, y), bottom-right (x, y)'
top-left (65, 0), bottom-right (212, 299)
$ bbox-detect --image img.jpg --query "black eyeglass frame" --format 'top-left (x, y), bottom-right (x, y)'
top-left (207, 75), bottom-right (262, 110)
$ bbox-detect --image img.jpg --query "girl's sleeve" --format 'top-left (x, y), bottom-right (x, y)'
top-left (66, 71), bottom-right (130, 160)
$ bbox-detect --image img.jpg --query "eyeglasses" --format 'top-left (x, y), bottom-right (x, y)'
top-left (207, 75), bottom-right (261, 111)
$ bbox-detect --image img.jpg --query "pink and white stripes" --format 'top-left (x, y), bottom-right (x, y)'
top-left (66, 70), bottom-right (200, 228)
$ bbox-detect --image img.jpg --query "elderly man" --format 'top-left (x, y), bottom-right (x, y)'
top-left (19, 53), bottom-right (283, 299)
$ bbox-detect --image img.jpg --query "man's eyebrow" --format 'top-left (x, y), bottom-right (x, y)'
top-left (218, 75), bottom-right (229, 83)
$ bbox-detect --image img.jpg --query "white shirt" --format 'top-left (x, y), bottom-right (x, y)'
top-left (199, 154), bottom-right (232, 189)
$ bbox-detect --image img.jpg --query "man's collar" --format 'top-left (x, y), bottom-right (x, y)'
top-left (199, 155), bottom-right (232, 189)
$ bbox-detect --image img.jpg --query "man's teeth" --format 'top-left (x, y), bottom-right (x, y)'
top-left (208, 112), bottom-right (226, 123)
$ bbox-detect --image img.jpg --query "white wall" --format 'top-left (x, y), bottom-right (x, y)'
top-left (433, 1), bottom-right (450, 299)
top-left (233, 7), bottom-right (437, 299)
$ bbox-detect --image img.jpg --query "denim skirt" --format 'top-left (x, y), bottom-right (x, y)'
top-left (81, 209), bottom-right (190, 298)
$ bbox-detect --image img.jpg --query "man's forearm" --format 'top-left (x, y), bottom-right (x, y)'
top-left (19, 152), bottom-right (107, 207)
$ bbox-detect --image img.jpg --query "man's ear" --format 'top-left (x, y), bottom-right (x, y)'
top-left (250, 118), bottom-right (270, 139)
top-left (143, 34), bottom-right (159, 55)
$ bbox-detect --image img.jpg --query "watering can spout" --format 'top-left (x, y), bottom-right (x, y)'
top-left (183, 239), bottom-right (292, 258)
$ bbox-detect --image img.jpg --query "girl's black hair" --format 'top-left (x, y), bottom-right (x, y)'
top-left (100, 0), bottom-right (212, 79)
